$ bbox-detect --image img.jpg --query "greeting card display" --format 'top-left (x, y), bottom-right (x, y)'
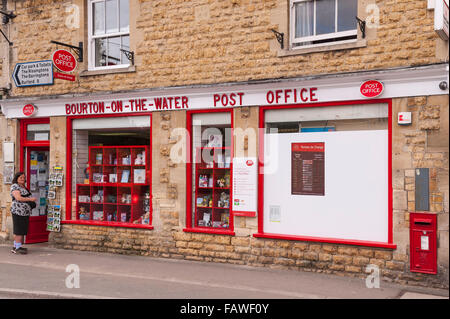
top-left (194, 146), bottom-right (231, 229)
top-left (76, 146), bottom-right (150, 224)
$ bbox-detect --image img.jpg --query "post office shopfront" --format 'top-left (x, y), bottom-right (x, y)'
top-left (1, 64), bottom-right (448, 288)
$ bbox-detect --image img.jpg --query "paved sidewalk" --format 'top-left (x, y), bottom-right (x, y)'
top-left (0, 243), bottom-right (448, 300)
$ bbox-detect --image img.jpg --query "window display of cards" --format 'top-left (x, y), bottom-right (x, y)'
top-left (120, 170), bottom-right (130, 183)
top-left (133, 169), bottom-right (146, 183)
top-left (93, 211), bottom-right (104, 221)
top-left (76, 146), bottom-right (150, 225)
top-left (207, 134), bottom-right (223, 147)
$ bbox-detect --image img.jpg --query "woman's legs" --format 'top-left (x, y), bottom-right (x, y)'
top-left (14, 235), bottom-right (24, 245)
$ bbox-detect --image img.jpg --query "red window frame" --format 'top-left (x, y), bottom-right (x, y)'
top-left (19, 118), bottom-right (50, 171)
top-left (254, 99), bottom-right (396, 249)
top-left (63, 112), bottom-right (154, 230)
top-left (184, 108), bottom-right (235, 236)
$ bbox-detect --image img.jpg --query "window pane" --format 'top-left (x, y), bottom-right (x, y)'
top-left (95, 38), bottom-right (107, 67)
top-left (27, 124), bottom-right (50, 141)
top-left (294, 1), bottom-right (314, 38)
top-left (106, 0), bottom-right (119, 33)
top-left (337, 0), bottom-right (357, 32)
top-left (93, 1), bottom-right (105, 35)
top-left (71, 120), bottom-right (151, 225)
top-left (108, 37), bottom-right (121, 65)
top-left (191, 113), bottom-right (232, 229)
top-left (316, 0), bottom-right (336, 35)
top-left (121, 36), bottom-right (130, 64)
top-left (119, 0), bottom-right (130, 32)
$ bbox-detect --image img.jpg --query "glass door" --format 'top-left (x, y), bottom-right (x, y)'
top-left (25, 147), bottom-right (50, 244)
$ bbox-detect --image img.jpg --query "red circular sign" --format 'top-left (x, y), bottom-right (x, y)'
top-left (360, 80), bottom-right (384, 98)
top-left (23, 104), bottom-right (37, 117)
top-left (246, 160), bottom-right (254, 166)
top-left (52, 49), bottom-right (77, 73)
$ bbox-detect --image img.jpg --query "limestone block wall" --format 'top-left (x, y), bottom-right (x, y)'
top-left (392, 95), bottom-right (449, 284)
top-left (0, 115), bottom-right (19, 238)
top-left (0, 0), bottom-right (447, 98)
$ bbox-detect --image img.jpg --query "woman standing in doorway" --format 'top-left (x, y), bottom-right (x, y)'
top-left (10, 172), bottom-right (36, 254)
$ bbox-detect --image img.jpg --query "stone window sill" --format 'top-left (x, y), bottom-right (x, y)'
top-left (278, 39), bottom-right (367, 57)
top-left (80, 65), bottom-right (136, 77)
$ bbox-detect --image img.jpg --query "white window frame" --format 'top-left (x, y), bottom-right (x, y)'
top-left (290, 0), bottom-right (358, 50)
top-left (87, 0), bottom-right (131, 71)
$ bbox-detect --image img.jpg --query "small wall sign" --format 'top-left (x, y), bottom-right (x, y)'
top-left (23, 104), bottom-right (37, 117)
top-left (360, 80), bottom-right (384, 98)
top-left (398, 112), bottom-right (412, 125)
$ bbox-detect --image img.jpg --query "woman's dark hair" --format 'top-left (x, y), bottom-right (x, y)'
top-left (12, 172), bottom-right (26, 184)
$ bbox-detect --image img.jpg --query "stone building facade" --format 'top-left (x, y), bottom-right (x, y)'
top-left (0, 0), bottom-right (448, 288)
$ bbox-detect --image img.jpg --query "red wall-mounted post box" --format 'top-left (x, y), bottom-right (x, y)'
top-left (410, 212), bottom-right (437, 274)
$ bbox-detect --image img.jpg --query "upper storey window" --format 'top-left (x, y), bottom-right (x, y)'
top-left (88, 0), bottom-right (130, 70)
top-left (290, 0), bottom-right (358, 49)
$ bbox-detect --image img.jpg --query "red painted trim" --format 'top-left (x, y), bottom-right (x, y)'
top-left (20, 118), bottom-right (50, 147)
top-left (185, 108), bottom-right (235, 233)
top-left (258, 109), bottom-right (265, 235)
top-left (24, 146), bottom-right (50, 244)
top-left (232, 211), bottom-right (256, 217)
top-left (19, 118), bottom-right (50, 171)
top-left (253, 233), bottom-right (397, 249)
top-left (388, 100), bottom-right (393, 244)
top-left (65, 112), bottom-right (153, 226)
top-left (61, 220), bottom-right (154, 230)
top-left (65, 116), bottom-right (72, 221)
top-left (183, 227), bottom-right (235, 236)
top-left (257, 99), bottom-right (395, 248)
top-left (186, 111), bottom-right (193, 229)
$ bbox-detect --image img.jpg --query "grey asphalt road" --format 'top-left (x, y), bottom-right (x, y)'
top-left (0, 243), bottom-right (448, 300)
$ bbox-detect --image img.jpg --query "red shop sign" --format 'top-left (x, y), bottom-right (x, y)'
top-left (360, 80), bottom-right (384, 98)
top-left (52, 49), bottom-right (77, 73)
top-left (23, 104), bottom-right (37, 116)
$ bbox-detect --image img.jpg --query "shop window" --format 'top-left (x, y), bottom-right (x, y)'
top-left (70, 115), bottom-right (151, 227)
top-left (88, 0), bottom-right (130, 70)
top-left (260, 103), bottom-right (391, 246)
top-left (290, 0), bottom-right (358, 49)
top-left (186, 111), bottom-right (234, 234)
top-left (26, 123), bottom-right (50, 141)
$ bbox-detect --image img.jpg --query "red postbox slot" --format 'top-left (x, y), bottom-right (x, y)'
top-left (414, 218), bottom-right (432, 224)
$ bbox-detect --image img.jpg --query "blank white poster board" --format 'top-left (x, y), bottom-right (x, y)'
top-left (263, 130), bottom-right (388, 243)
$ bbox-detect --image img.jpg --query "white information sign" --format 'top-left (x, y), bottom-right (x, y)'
top-left (435, 0), bottom-right (449, 40)
top-left (421, 235), bottom-right (430, 250)
top-left (232, 157), bottom-right (258, 214)
top-left (12, 60), bottom-right (54, 87)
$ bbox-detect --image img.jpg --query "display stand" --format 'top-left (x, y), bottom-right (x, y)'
top-left (46, 165), bottom-right (64, 232)
top-left (194, 147), bottom-right (232, 229)
top-left (76, 146), bottom-right (150, 225)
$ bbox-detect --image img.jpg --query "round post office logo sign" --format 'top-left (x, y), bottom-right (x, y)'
top-left (52, 49), bottom-right (77, 73)
top-left (360, 80), bottom-right (384, 98)
top-left (23, 104), bottom-right (37, 116)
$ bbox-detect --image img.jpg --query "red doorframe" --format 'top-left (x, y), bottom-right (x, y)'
top-left (25, 146), bottom-right (50, 244)
top-left (63, 112), bottom-right (154, 229)
top-left (19, 118), bottom-right (50, 244)
top-left (184, 108), bottom-right (235, 236)
top-left (20, 118), bottom-right (50, 170)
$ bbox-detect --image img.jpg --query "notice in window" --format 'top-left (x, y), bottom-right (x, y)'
top-left (232, 157), bottom-right (257, 213)
top-left (291, 142), bottom-right (325, 196)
